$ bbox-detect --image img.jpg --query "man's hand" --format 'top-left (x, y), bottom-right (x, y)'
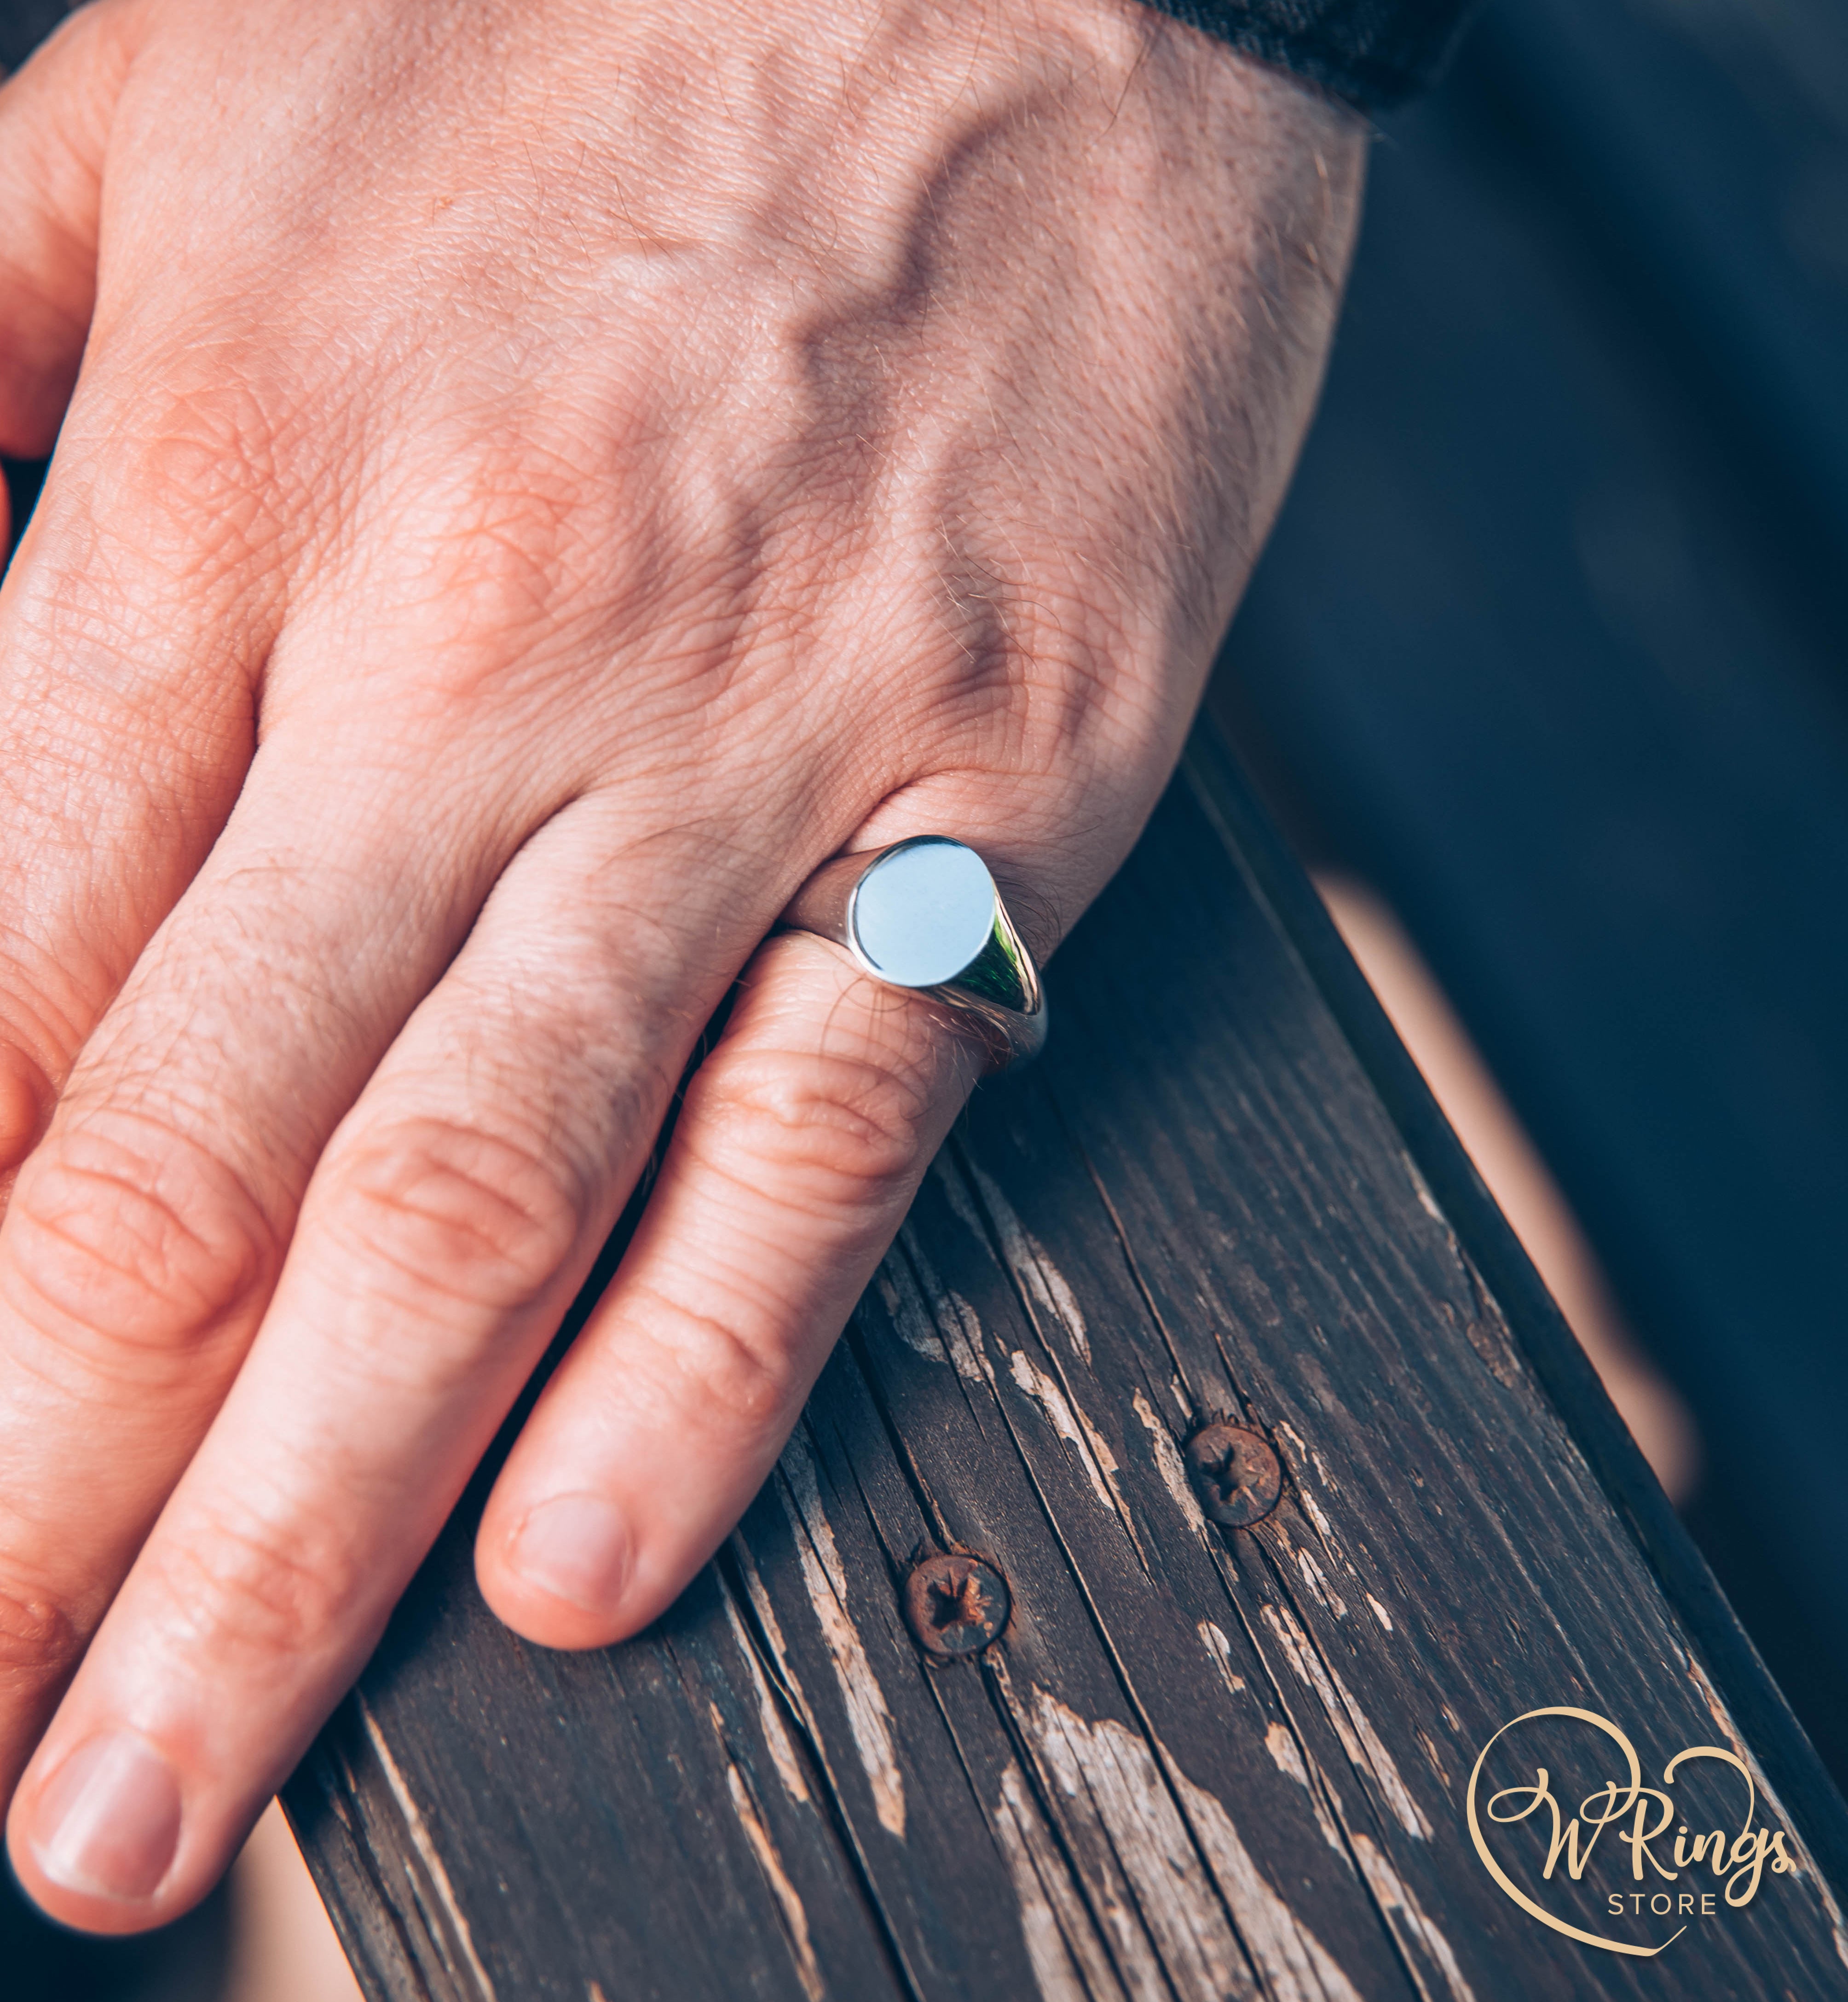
top-left (0, 0), bottom-right (1362, 1931)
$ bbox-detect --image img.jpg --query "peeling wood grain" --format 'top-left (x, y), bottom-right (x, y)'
top-left (1271, 1422), bottom-right (1344, 1551)
top-left (1266, 1722), bottom-right (1313, 1790)
top-left (720, 1589), bottom-right (811, 1806)
top-left (880, 1229), bottom-right (994, 1389)
top-left (1350, 1834), bottom-right (1476, 2002)
top-left (1198, 1620), bottom-right (1246, 1700)
top-left (1132, 1389), bottom-right (1208, 1538)
top-left (1019, 1681), bottom-right (1364, 2002)
top-left (1295, 1487), bottom-right (1340, 1548)
top-left (1018, 1680), bottom-right (1258, 2002)
top-left (1166, 1761), bottom-right (1364, 2002)
top-left (992, 1762), bottom-right (1117, 2002)
top-left (938, 1157), bottom-right (1092, 1365)
top-left (357, 1699), bottom-right (498, 2002)
top-left (1414, 1731), bottom-right (1450, 1789)
top-left (1294, 1548), bottom-right (1348, 1619)
top-left (1681, 1654), bottom-right (1848, 1972)
top-left (1260, 1603), bottom-right (1432, 1841)
top-left (1264, 1730), bottom-right (1345, 1853)
top-left (727, 1764), bottom-right (826, 2002)
top-left (1007, 1349), bottom-right (1137, 1547)
top-left (774, 1434), bottom-right (907, 1840)
top-left (725, 1533), bottom-right (840, 1809)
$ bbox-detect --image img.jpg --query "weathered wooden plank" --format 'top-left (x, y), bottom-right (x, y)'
top-left (286, 720), bottom-right (1848, 2000)
top-left (791, 1200), bottom-right (1411, 1998)
top-left (289, 1464), bottom-right (916, 2002)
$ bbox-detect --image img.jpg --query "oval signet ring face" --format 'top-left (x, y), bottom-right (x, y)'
top-left (778, 836), bottom-right (1047, 1068)
top-left (849, 839), bottom-right (998, 989)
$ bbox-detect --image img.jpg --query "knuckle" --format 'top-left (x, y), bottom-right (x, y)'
top-left (4, 1116), bottom-right (278, 1371)
top-left (629, 1287), bottom-right (804, 1440)
top-left (364, 453), bottom-right (612, 700)
top-left (398, 477), bottom-right (578, 634)
top-left (0, 1040), bottom-right (54, 1181)
top-left (323, 1116), bottom-right (588, 1316)
top-left (0, 1552), bottom-right (83, 1698)
top-left (59, 372), bottom-right (293, 605)
top-left (689, 1045), bottom-right (931, 1216)
top-left (127, 375), bottom-right (279, 522)
top-left (154, 1506), bottom-right (355, 1672)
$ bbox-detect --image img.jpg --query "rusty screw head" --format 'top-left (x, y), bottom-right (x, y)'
top-left (903, 1552), bottom-right (1011, 1659)
top-left (1184, 1422), bottom-right (1282, 1528)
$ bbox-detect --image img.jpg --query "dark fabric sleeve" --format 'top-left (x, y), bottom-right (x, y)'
top-left (1138, 0), bottom-right (1475, 110)
top-left (0, 0), bottom-right (1470, 111)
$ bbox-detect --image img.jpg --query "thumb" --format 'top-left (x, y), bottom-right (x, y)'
top-left (0, 0), bottom-right (134, 456)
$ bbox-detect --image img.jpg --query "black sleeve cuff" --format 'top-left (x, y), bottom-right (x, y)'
top-left (1138, 0), bottom-right (1477, 110)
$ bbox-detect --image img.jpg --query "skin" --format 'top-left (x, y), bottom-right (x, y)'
top-left (0, 0), bottom-right (1364, 1933)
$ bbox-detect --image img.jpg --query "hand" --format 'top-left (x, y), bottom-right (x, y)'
top-left (0, 0), bottom-right (1362, 1930)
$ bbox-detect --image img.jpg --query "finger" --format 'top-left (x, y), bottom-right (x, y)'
top-left (0, 0), bottom-right (133, 453)
top-left (1, 800), bottom-right (769, 1927)
top-left (0, 438), bottom-right (291, 1199)
top-left (476, 926), bottom-right (986, 1650)
top-left (0, 726), bottom-right (531, 1804)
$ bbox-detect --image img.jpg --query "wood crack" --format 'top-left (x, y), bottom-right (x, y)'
top-left (717, 1539), bottom-right (930, 2002)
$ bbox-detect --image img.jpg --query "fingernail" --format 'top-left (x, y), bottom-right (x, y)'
top-left (32, 1730), bottom-right (183, 1902)
top-left (509, 1493), bottom-right (631, 1614)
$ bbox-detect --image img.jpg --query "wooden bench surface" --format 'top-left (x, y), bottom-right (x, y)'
top-left (283, 723), bottom-right (1848, 2001)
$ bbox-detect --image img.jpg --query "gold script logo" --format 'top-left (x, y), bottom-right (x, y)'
top-left (1466, 1707), bottom-right (1796, 1955)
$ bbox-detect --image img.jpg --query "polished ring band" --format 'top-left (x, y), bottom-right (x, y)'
top-left (779, 837), bottom-right (1046, 1070)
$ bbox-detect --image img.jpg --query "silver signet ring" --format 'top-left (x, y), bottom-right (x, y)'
top-left (778, 837), bottom-right (1046, 1069)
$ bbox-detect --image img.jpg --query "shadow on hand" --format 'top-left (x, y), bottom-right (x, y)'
top-left (4, 454), bottom-right (47, 570)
